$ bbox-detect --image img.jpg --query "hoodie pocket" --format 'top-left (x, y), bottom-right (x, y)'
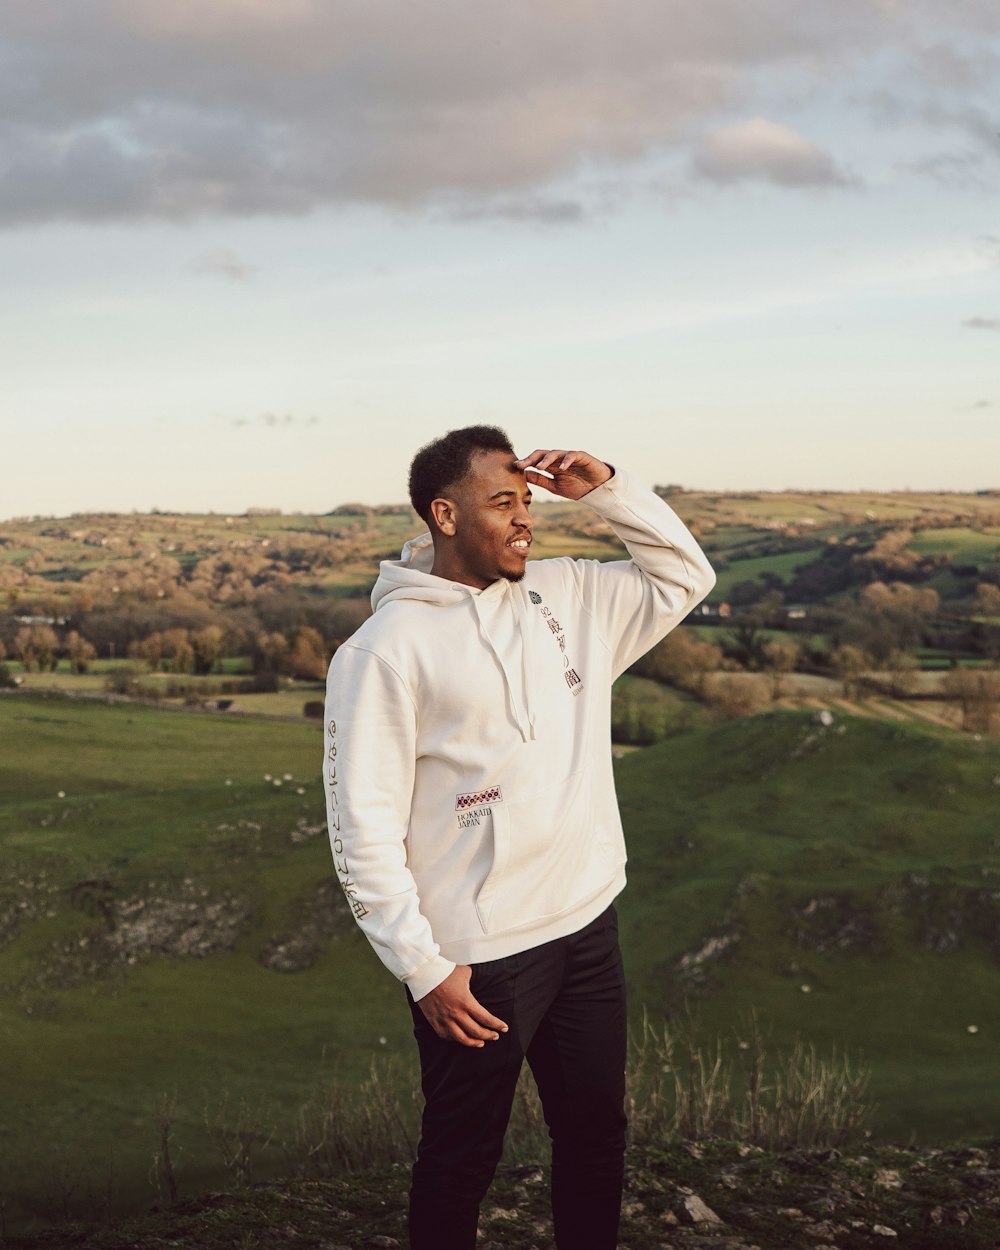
top-left (474, 770), bottom-right (616, 935)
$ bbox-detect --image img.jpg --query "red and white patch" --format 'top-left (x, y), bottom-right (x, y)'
top-left (455, 785), bottom-right (503, 811)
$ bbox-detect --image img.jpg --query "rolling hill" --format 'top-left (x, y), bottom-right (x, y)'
top-left (1, 692), bottom-right (999, 1229)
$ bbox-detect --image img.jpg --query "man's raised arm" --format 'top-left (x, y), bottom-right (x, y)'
top-left (517, 447), bottom-right (716, 676)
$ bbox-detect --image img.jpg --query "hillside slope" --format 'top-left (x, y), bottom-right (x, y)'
top-left (617, 711), bottom-right (1000, 1142)
top-left (1, 694), bottom-right (999, 1229)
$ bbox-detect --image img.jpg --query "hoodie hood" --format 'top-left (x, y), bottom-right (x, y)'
top-left (369, 531), bottom-right (455, 611)
top-left (370, 532), bottom-right (537, 741)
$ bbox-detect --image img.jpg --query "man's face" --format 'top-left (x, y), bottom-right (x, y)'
top-left (447, 449), bottom-right (533, 589)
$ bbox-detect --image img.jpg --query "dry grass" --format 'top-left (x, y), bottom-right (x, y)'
top-left (255, 1012), bottom-right (873, 1183)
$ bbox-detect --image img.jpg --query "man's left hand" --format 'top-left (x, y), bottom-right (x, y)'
top-left (515, 449), bottom-right (612, 500)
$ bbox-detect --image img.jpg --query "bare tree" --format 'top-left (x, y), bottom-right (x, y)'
top-left (831, 645), bottom-right (871, 699)
top-left (639, 629), bottom-right (723, 695)
top-left (942, 668), bottom-right (1000, 734)
top-left (706, 673), bottom-right (769, 721)
top-left (288, 627), bottom-right (328, 681)
top-left (191, 625), bottom-right (224, 675)
top-left (761, 638), bottom-right (799, 701)
top-left (884, 649), bottom-right (920, 698)
top-left (14, 624), bottom-right (59, 672)
top-left (974, 583), bottom-right (1000, 615)
top-left (66, 630), bottom-right (97, 674)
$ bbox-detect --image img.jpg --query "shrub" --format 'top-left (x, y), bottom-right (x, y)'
top-left (252, 670), bottom-right (282, 693)
top-left (705, 673), bottom-right (769, 721)
top-left (104, 666), bottom-right (141, 696)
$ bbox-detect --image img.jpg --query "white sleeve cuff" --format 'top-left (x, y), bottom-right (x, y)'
top-left (404, 954), bottom-right (456, 1002)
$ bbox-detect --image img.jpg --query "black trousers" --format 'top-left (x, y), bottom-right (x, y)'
top-left (407, 905), bottom-right (628, 1250)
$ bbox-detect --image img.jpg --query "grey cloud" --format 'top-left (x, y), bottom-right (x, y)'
top-left (193, 248), bottom-right (255, 281)
top-left (909, 39), bottom-right (1000, 91)
top-left (446, 196), bottom-right (588, 226)
top-left (862, 57), bottom-right (1000, 189)
top-left (963, 317), bottom-right (1000, 330)
top-left (908, 150), bottom-right (994, 191)
top-left (692, 117), bottom-right (853, 188)
top-left (974, 234), bottom-right (1000, 264)
top-left (0, 0), bottom-right (991, 225)
top-left (919, 101), bottom-right (1000, 151)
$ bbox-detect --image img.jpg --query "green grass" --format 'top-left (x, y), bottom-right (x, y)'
top-left (615, 712), bottom-right (1000, 1144)
top-left (0, 693), bottom-right (410, 1227)
top-left (907, 527), bottom-right (1000, 563)
top-left (710, 547), bottom-right (825, 599)
top-left (2, 694), bottom-right (1000, 1229)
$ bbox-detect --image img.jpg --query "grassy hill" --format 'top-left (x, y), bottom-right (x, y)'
top-left (1, 693), bottom-right (999, 1230)
top-left (616, 712), bottom-right (1000, 1144)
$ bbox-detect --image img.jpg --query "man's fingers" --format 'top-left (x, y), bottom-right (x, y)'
top-left (515, 448), bottom-right (549, 469)
top-left (447, 1021), bottom-right (487, 1047)
top-left (520, 449), bottom-right (566, 474)
top-left (518, 449), bottom-right (592, 476)
top-left (468, 1001), bottom-right (509, 1034)
top-left (453, 996), bottom-right (508, 1043)
top-left (443, 1009), bottom-right (506, 1047)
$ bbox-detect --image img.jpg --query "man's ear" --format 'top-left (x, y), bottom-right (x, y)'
top-left (429, 496), bottom-right (458, 536)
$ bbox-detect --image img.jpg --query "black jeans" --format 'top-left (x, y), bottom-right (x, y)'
top-left (407, 905), bottom-right (627, 1250)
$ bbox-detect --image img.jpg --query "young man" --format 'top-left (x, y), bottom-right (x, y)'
top-left (324, 426), bottom-right (715, 1250)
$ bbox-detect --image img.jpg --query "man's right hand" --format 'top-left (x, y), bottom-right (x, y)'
top-left (416, 964), bottom-right (509, 1047)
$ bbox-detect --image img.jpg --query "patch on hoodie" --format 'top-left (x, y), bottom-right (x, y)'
top-left (456, 785), bottom-right (502, 811)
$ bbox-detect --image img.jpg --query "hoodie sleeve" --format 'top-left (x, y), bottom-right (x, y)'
top-left (324, 641), bottom-right (455, 1001)
top-left (572, 468), bottom-right (716, 678)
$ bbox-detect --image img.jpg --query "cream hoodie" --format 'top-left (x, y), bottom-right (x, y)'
top-left (323, 470), bottom-right (715, 1000)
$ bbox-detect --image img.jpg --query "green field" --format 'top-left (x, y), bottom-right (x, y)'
top-left (10, 663), bottom-right (327, 719)
top-left (1, 693), bottom-right (1000, 1230)
top-left (0, 693), bottom-right (409, 1229)
top-left (907, 527), bottom-right (1000, 563)
top-left (616, 712), bottom-right (1000, 1146)
top-left (710, 547), bottom-right (825, 599)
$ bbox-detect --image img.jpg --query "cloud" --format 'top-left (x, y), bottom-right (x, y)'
top-left (862, 52), bottom-right (1000, 189)
top-left (193, 248), bottom-right (254, 281)
top-left (445, 196), bottom-right (588, 226)
top-left (0, 0), bottom-right (991, 225)
top-left (692, 117), bottom-right (853, 188)
top-left (907, 150), bottom-right (994, 191)
top-left (963, 316), bottom-right (1000, 330)
top-left (232, 412), bottom-right (320, 429)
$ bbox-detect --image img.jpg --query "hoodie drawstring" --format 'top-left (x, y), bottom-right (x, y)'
top-left (472, 584), bottom-right (537, 743)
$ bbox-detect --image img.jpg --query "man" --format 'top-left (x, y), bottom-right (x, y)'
top-left (323, 426), bottom-right (715, 1250)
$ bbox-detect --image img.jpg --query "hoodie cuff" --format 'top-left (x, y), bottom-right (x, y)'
top-left (404, 954), bottom-right (456, 1002)
top-left (580, 465), bottom-right (629, 509)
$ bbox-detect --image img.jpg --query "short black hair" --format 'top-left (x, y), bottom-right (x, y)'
top-left (408, 425), bottom-right (515, 524)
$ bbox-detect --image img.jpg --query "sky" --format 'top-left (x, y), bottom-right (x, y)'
top-left (2, 0), bottom-right (999, 519)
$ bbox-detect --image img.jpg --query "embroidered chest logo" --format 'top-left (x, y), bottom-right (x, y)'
top-left (527, 591), bottom-right (584, 695)
top-left (455, 785), bottom-right (502, 827)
